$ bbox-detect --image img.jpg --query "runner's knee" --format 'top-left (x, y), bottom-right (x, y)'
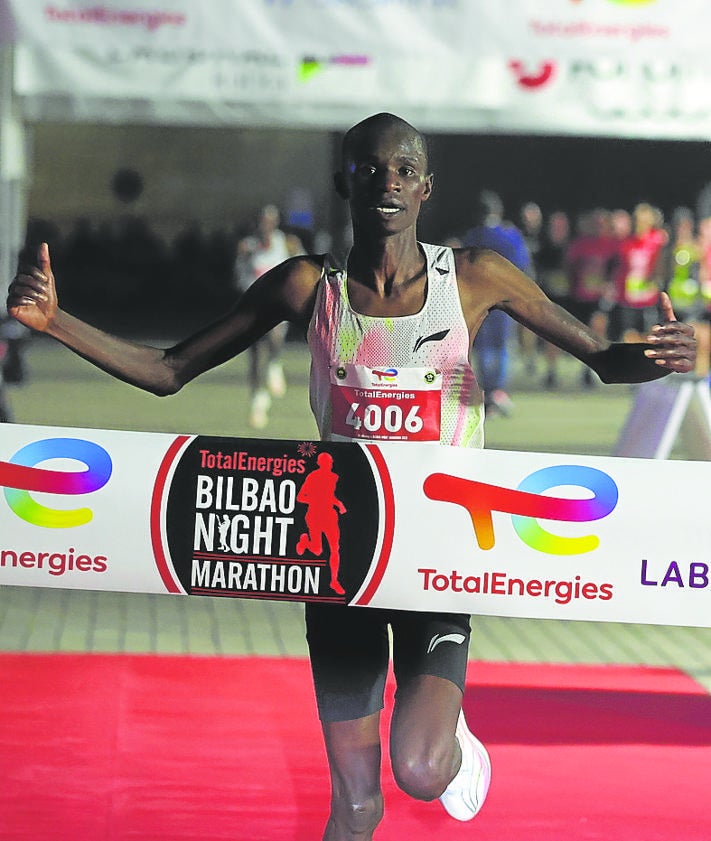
top-left (331, 791), bottom-right (384, 835)
top-left (392, 744), bottom-right (457, 801)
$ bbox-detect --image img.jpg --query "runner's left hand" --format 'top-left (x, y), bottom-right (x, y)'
top-left (644, 292), bottom-right (697, 373)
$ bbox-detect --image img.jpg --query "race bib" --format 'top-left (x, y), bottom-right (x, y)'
top-left (330, 364), bottom-right (442, 442)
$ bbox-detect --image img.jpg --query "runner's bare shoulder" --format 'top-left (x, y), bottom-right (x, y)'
top-left (265, 253), bottom-right (327, 324)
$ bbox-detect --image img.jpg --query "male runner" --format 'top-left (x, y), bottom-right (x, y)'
top-left (8, 113), bottom-right (696, 841)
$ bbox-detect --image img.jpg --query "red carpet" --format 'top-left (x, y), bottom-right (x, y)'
top-left (1, 654), bottom-right (710, 840)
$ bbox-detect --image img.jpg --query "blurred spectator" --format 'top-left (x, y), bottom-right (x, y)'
top-left (611, 202), bottom-right (667, 343)
top-left (536, 210), bottom-right (571, 388)
top-left (462, 190), bottom-right (531, 416)
top-left (664, 207), bottom-right (710, 380)
top-left (537, 210), bottom-right (572, 306)
top-left (611, 208), bottom-right (633, 243)
top-left (234, 205), bottom-right (304, 428)
top-left (566, 208), bottom-right (618, 387)
top-left (519, 201), bottom-right (544, 270)
top-left (664, 207), bottom-right (702, 324)
top-left (518, 201), bottom-right (544, 374)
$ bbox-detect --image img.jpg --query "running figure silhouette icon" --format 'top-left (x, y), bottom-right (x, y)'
top-left (296, 452), bottom-right (347, 595)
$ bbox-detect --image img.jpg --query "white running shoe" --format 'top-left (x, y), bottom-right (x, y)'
top-left (266, 361), bottom-right (287, 398)
top-left (439, 711), bottom-right (492, 821)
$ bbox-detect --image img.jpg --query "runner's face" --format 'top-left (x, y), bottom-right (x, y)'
top-left (341, 126), bottom-right (432, 237)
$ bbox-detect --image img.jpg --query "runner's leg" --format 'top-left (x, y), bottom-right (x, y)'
top-left (388, 611), bottom-right (490, 818)
top-left (306, 604), bottom-right (390, 840)
top-left (321, 714), bottom-right (384, 841)
top-left (390, 674), bottom-right (462, 799)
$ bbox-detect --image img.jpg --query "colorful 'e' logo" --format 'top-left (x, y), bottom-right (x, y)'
top-left (372, 368), bottom-right (398, 383)
top-left (0, 438), bottom-right (112, 528)
top-left (423, 464), bottom-right (618, 556)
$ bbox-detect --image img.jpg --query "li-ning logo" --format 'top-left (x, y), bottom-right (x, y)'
top-left (0, 438), bottom-right (112, 528)
top-left (427, 632), bottom-right (466, 654)
top-left (372, 368), bottom-right (398, 384)
top-left (413, 329), bottom-right (450, 353)
top-left (424, 465), bottom-right (618, 556)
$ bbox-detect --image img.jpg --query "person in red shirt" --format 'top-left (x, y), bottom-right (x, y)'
top-left (565, 208), bottom-right (618, 386)
top-left (612, 202), bottom-right (668, 343)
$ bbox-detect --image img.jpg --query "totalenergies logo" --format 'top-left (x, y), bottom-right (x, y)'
top-left (371, 368), bottom-right (398, 384)
top-left (0, 438), bottom-right (112, 528)
top-left (424, 464), bottom-right (618, 556)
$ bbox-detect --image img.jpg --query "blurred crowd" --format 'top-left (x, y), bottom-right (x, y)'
top-left (446, 195), bottom-right (711, 414)
top-left (21, 213), bottom-right (312, 320)
top-left (14, 193), bottom-right (711, 423)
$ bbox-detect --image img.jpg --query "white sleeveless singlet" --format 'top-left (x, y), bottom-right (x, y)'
top-left (307, 243), bottom-right (484, 448)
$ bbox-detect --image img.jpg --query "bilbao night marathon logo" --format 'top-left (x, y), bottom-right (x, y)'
top-left (158, 437), bottom-right (381, 603)
top-left (424, 464), bottom-right (619, 556)
top-left (0, 438), bottom-right (112, 527)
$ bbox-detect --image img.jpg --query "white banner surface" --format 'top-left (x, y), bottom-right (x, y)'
top-left (0, 422), bottom-right (709, 628)
top-left (1, 0), bottom-right (710, 137)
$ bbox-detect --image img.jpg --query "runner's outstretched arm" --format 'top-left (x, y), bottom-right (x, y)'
top-left (7, 242), bottom-right (321, 395)
top-left (513, 288), bottom-right (697, 383)
top-left (457, 248), bottom-right (696, 384)
top-left (585, 292), bottom-right (696, 383)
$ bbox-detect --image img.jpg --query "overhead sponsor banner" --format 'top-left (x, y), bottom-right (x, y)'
top-left (1, 0), bottom-right (711, 137)
top-left (0, 422), bottom-right (710, 627)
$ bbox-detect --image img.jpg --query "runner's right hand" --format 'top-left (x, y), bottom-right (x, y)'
top-left (7, 242), bottom-right (59, 333)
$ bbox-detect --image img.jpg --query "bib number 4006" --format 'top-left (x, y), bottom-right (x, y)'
top-left (346, 402), bottom-right (424, 435)
top-left (329, 365), bottom-right (442, 442)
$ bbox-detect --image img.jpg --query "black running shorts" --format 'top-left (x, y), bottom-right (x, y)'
top-left (305, 603), bottom-right (471, 722)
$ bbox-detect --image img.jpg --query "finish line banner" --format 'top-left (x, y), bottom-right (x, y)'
top-left (0, 422), bottom-right (709, 628)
